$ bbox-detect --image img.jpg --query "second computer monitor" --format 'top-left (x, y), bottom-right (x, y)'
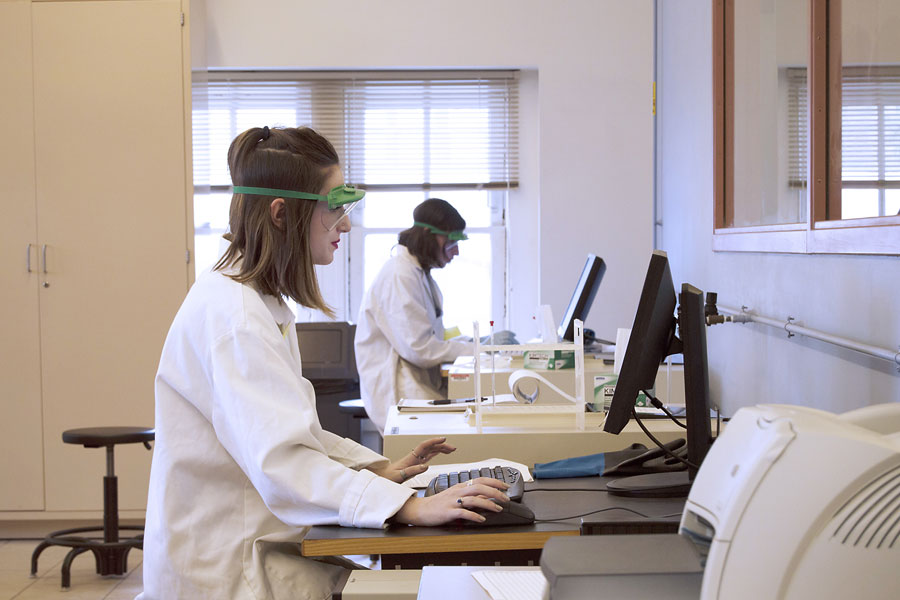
top-left (558, 254), bottom-right (607, 342)
top-left (603, 250), bottom-right (678, 434)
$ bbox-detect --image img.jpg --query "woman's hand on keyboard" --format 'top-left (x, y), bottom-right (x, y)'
top-left (393, 478), bottom-right (511, 526)
top-left (369, 436), bottom-right (456, 483)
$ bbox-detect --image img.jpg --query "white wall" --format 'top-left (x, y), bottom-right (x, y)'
top-left (658, 0), bottom-right (900, 415)
top-left (204, 0), bottom-right (654, 343)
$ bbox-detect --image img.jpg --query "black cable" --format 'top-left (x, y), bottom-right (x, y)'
top-left (526, 487), bottom-right (609, 493)
top-left (535, 505), bottom-right (659, 523)
top-left (643, 388), bottom-right (687, 429)
top-left (631, 407), bottom-right (700, 470)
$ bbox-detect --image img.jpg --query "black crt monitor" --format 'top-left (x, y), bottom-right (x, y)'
top-left (295, 322), bottom-right (358, 381)
top-left (602, 250), bottom-right (713, 497)
top-left (557, 254), bottom-right (607, 342)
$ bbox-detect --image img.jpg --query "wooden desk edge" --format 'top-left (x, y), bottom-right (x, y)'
top-left (301, 529), bottom-right (579, 557)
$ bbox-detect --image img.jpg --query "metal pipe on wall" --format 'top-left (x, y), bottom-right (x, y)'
top-left (717, 305), bottom-right (900, 369)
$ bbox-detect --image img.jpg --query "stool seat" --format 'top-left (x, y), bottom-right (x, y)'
top-left (63, 427), bottom-right (155, 448)
top-left (338, 398), bottom-right (368, 418)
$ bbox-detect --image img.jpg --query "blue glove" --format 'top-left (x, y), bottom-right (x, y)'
top-left (479, 330), bottom-right (519, 345)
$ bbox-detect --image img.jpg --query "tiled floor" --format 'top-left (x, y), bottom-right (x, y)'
top-left (0, 540), bottom-right (142, 599)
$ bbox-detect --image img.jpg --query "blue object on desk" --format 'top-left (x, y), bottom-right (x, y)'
top-left (533, 444), bottom-right (648, 479)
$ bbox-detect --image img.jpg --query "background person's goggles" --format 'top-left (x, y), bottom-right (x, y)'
top-left (414, 221), bottom-right (468, 247)
top-left (233, 185), bottom-right (365, 231)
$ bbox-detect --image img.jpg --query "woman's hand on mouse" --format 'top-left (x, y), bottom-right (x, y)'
top-left (392, 478), bottom-right (510, 526)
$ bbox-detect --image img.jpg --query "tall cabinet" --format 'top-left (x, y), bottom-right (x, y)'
top-left (1, 0), bottom-right (194, 516)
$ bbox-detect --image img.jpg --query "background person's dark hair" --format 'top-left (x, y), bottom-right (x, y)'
top-left (398, 198), bottom-right (466, 272)
top-left (216, 126), bottom-right (339, 315)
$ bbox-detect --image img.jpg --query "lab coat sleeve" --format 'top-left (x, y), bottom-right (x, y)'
top-left (377, 269), bottom-right (473, 369)
top-left (208, 321), bottom-right (412, 529)
top-left (317, 428), bottom-right (390, 471)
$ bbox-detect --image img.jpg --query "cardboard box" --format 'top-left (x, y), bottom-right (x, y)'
top-left (523, 349), bottom-right (575, 370)
top-left (592, 374), bottom-right (650, 412)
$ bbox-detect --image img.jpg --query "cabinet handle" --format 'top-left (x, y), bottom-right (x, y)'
top-left (27, 243), bottom-right (32, 273)
top-left (41, 244), bottom-right (48, 274)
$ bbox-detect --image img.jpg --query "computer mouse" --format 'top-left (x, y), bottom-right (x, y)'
top-left (461, 499), bottom-right (535, 528)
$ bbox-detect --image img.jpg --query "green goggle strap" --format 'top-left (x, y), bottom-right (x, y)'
top-left (413, 221), bottom-right (468, 241)
top-left (232, 184), bottom-right (365, 209)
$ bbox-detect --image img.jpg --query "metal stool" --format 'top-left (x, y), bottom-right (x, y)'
top-left (30, 426), bottom-right (154, 588)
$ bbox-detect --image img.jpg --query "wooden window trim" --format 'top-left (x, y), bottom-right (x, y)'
top-left (712, 0), bottom-right (900, 256)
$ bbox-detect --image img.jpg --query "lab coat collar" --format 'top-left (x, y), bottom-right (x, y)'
top-left (216, 261), bottom-right (295, 334)
top-left (394, 244), bottom-right (424, 272)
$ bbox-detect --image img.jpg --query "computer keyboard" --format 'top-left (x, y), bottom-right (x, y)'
top-left (424, 465), bottom-right (525, 501)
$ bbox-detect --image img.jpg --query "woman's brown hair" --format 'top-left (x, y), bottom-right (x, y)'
top-left (397, 198), bottom-right (466, 272)
top-left (215, 126), bottom-right (338, 316)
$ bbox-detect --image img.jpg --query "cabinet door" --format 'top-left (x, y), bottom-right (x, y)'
top-left (0, 1), bottom-right (45, 511)
top-left (32, 0), bottom-right (190, 511)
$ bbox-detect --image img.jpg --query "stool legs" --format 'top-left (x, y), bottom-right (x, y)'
top-left (30, 541), bottom-right (51, 577)
top-left (60, 547), bottom-right (91, 588)
top-left (30, 526), bottom-right (144, 587)
top-left (30, 445), bottom-right (141, 588)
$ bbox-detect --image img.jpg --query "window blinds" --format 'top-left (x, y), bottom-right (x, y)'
top-left (841, 66), bottom-right (900, 184)
top-left (786, 66), bottom-right (900, 187)
top-left (786, 68), bottom-right (808, 187)
top-left (192, 71), bottom-right (520, 190)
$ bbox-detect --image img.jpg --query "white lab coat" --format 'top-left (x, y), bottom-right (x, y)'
top-left (139, 269), bottom-right (414, 600)
top-left (355, 246), bottom-right (473, 433)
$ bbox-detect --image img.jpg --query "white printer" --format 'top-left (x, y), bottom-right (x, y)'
top-left (680, 402), bottom-right (900, 599)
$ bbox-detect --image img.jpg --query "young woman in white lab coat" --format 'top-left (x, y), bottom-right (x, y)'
top-left (139, 127), bottom-right (510, 600)
top-left (355, 200), bottom-right (517, 434)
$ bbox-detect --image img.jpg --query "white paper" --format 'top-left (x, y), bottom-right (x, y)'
top-left (471, 569), bottom-right (548, 600)
top-left (397, 394), bottom-right (521, 412)
top-left (403, 458), bottom-right (534, 489)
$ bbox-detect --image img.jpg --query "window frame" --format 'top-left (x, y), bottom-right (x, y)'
top-left (712, 0), bottom-right (900, 255)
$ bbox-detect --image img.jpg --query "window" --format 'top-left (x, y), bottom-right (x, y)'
top-left (787, 66), bottom-right (900, 219)
top-left (192, 71), bottom-right (519, 331)
top-left (713, 0), bottom-right (900, 255)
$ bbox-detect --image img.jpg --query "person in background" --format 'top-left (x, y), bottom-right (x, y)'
top-left (355, 198), bottom-right (517, 434)
top-left (139, 127), bottom-right (510, 600)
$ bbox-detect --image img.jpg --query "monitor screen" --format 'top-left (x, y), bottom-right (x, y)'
top-left (557, 254), bottom-right (607, 342)
top-left (603, 250), bottom-right (677, 435)
top-left (295, 321), bottom-right (358, 381)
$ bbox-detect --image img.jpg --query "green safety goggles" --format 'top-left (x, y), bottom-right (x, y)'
top-left (233, 184), bottom-right (365, 231)
top-left (414, 221), bottom-right (468, 242)
top-left (232, 184), bottom-right (365, 209)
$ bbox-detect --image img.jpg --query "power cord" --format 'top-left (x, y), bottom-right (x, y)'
top-left (643, 388), bottom-right (687, 429)
top-left (536, 505), bottom-right (660, 523)
top-left (526, 488), bottom-right (609, 493)
top-left (631, 406), bottom-right (700, 471)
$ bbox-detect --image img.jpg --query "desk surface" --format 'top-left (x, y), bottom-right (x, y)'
top-left (301, 477), bottom-right (685, 568)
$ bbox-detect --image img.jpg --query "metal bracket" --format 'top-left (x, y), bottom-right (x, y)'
top-left (785, 316), bottom-right (795, 338)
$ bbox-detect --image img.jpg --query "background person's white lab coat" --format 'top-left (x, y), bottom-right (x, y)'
top-left (139, 268), bottom-right (414, 600)
top-left (355, 245), bottom-right (473, 433)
